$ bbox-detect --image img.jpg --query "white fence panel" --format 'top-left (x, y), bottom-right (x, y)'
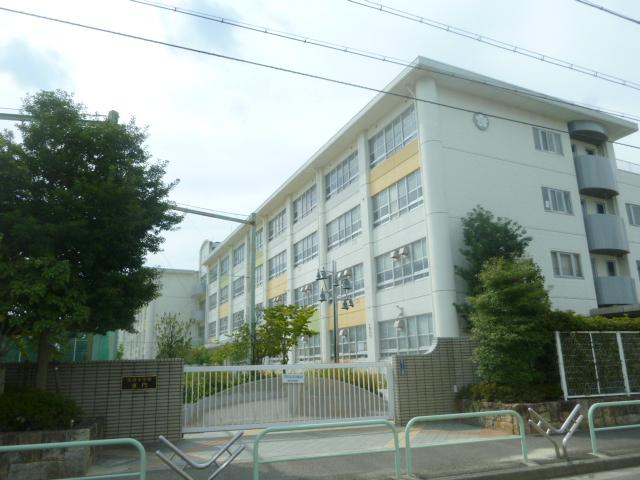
top-left (182, 362), bottom-right (393, 433)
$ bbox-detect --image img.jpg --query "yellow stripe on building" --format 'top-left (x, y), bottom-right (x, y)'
top-left (369, 140), bottom-right (420, 195)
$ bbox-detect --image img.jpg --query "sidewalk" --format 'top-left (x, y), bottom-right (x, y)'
top-left (88, 422), bottom-right (640, 479)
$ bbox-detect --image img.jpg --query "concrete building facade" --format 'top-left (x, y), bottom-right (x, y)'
top-left (200, 57), bottom-right (640, 362)
top-left (119, 268), bottom-right (203, 359)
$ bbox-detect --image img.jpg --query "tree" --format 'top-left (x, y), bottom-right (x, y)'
top-left (155, 313), bottom-right (193, 359)
top-left (456, 206), bottom-right (532, 297)
top-left (0, 91), bottom-right (181, 388)
top-left (469, 257), bottom-right (553, 385)
top-left (220, 305), bottom-right (317, 365)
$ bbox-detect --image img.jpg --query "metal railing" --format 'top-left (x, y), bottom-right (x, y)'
top-left (404, 410), bottom-right (528, 476)
top-left (252, 419), bottom-right (401, 480)
top-left (183, 362), bottom-right (393, 432)
top-left (0, 437), bottom-right (147, 480)
top-left (588, 399), bottom-right (640, 455)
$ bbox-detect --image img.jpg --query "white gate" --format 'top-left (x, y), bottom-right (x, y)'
top-left (182, 362), bottom-right (394, 433)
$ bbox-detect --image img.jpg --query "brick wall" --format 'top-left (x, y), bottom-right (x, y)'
top-left (4, 359), bottom-right (184, 443)
top-left (392, 337), bottom-right (476, 424)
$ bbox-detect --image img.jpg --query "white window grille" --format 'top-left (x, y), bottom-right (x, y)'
top-left (372, 169), bottom-right (423, 226)
top-left (376, 238), bottom-right (429, 289)
top-left (293, 185), bottom-right (317, 222)
top-left (268, 209), bottom-right (287, 241)
top-left (232, 243), bottom-right (245, 266)
top-left (293, 231), bottom-right (319, 266)
top-left (542, 187), bottom-right (573, 214)
top-left (268, 250), bottom-right (287, 279)
top-left (325, 152), bottom-right (359, 199)
top-left (232, 277), bottom-right (244, 298)
top-left (533, 127), bottom-right (563, 155)
top-left (294, 282), bottom-right (320, 306)
top-left (219, 286), bottom-right (229, 304)
top-left (327, 206), bottom-right (362, 250)
top-left (369, 105), bottom-right (417, 168)
top-left (551, 251), bottom-right (583, 278)
top-left (232, 310), bottom-right (244, 331)
top-left (379, 314), bottom-right (434, 358)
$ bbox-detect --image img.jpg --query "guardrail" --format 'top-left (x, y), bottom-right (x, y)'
top-left (252, 419), bottom-right (401, 480)
top-left (404, 410), bottom-right (528, 476)
top-left (0, 437), bottom-right (147, 479)
top-left (588, 399), bottom-right (640, 455)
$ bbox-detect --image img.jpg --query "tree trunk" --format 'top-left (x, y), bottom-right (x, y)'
top-left (35, 333), bottom-right (52, 390)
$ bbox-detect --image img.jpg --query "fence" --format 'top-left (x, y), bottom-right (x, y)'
top-left (588, 400), bottom-right (640, 455)
top-left (183, 362), bottom-right (393, 432)
top-left (556, 331), bottom-right (640, 399)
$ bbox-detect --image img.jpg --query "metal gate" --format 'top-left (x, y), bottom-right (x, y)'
top-left (556, 331), bottom-right (640, 399)
top-left (182, 362), bottom-right (394, 433)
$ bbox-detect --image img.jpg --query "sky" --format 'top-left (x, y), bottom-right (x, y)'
top-left (1, 0), bottom-right (640, 270)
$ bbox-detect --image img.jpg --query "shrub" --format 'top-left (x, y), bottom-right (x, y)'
top-left (468, 383), bottom-right (562, 403)
top-left (0, 389), bottom-right (82, 432)
top-left (550, 310), bottom-right (640, 332)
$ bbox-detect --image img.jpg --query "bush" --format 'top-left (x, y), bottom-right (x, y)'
top-left (468, 383), bottom-right (562, 403)
top-left (550, 310), bottom-right (640, 332)
top-left (0, 390), bottom-right (82, 432)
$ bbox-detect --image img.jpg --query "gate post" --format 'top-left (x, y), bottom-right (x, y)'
top-left (616, 333), bottom-right (631, 396)
top-left (386, 363), bottom-right (395, 420)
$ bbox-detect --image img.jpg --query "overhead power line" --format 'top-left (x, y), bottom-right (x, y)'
top-left (131, 0), bottom-right (640, 123)
top-left (1, 5), bottom-right (639, 154)
top-left (575, 0), bottom-right (640, 25)
top-left (347, 0), bottom-right (640, 92)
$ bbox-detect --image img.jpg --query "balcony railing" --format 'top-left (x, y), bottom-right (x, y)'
top-left (574, 154), bottom-right (618, 198)
top-left (594, 276), bottom-right (637, 306)
top-left (584, 214), bottom-right (629, 255)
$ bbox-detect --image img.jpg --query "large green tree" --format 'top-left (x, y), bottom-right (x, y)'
top-left (155, 313), bottom-right (193, 359)
top-left (0, 91), bottom-right (181, 388)
top-left (456, 206), bottom-right (532, 297)
top-left (469, 257), bottom-right (552, 385)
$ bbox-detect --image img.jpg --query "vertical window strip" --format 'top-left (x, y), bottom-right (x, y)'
top-left (375, 238), bottom-right (429, 289)
top-left (325, 152), bottom-right (359, 199)
top-left (219, 316), bottom-right (228, 335)
top-left (232, 277), bottom-right (244, 298)
top-left (255, 264), bottom-right (263, 286)
top-left (268, 250), bottom-right (287, 279)
top-left (256, 228), bottom-right (264, 249)
top-left (232, 310), bottom-right (244, 331)
top-left (293, 231), bottom-right (319, 266)
top-left (369, 105), bottom-right (417, 168)
top-left (208, 293), bottom-right (217, 310)
top-left (372, 170), bottom-right (423, 226)
top-left (232, 243), bottom-right (245, 266)
top-left (293, 185), bottom-right (318, 222)
top-left (378, 314), bottom-right (434, 358)
top-left (327, 206), bottom-right (362, 250)
top-left (268, 209), bottom-right (287, 241)
top-left (219, 286), bottom-right (229, 304)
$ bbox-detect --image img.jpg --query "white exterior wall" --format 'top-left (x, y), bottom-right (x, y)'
top-left (198, 59), bottom-right (640, 362)
top-left (119, 269), bottom-right (200, 359)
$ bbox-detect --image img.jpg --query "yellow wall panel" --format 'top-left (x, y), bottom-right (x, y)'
top-left (266, 275), bottom-right (288, 298)
top-left (256, 251), bottom-right (264, 265)
top-left (219, 273), bottom-right (229, 288)
top-left (218, 303), bottom-right (229, 318)
top-left (308, 309), bottom-right (320, 330)
top-left (369, 140), bottom-right (420, 196)
top-left (328, 298), bottom-right (367, 329)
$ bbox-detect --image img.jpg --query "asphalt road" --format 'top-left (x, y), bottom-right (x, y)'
top-left (558, 465), bottom-right (640, 479)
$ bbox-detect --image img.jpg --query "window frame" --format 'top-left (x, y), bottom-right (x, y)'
top-left (372, 170), bottom-right (423, 226)
top-left (541, 187), bottom-right (573, 215)
top-left (293, 185), bottom-right (318, 223)
top-left (268, 209), bottom-right (287, 241)
top-left (368, 105), bottom-right (417, 168)
top-left (293, 231), bottom-right (319, 266)
top-left (268, 250), bottom-right (287, 279)
top-left (326, 206), bottom-right (362, 250)
top-left (533, 127), bottom-right (564, 155)
top-left (375, 238), bottom-right (429, 290)
top-left (551, 250), bottom-right (583, 278)
top-left (325, 152), bottom-right (359, 200)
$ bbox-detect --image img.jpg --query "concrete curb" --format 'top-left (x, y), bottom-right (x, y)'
top-left (420, 452), bottom-right (640, 480)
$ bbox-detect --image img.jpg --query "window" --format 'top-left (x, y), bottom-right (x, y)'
top-left (232, 277), bottom-right (244, 298)
top-left (293, 185), bottom-right (317, 222)
top-left (220, 256), bottom-right (229, 275)
top-left (232, 310), bottom-right (244, 331)
top-left (379, 314), bottom-right (435, 358)
top-left (208, 292), bottom-right (217, 310)
top-left (268, 293), bottom-right (287, 307)
top-left (551, 251), bottom-right (583, 278)
top-left (219, 316), bottom-right (228, 335)
top-left (207, 320), bottom-right (217, 339)
top-left (627, 204), bottom-right (640, 226)
top-left (376, 238), bottom-right (429, 289)
top-left (372, 170), bottom-right (423, 226)
top-left (369, 105), bottom-right (417, 168)
top-left (334, 263), bottom-right (365, 298)
top-left (256, 228), bottom-right (264, 249)
top-left (219, 286), bottom-right (229, 304)
top-left (606, 261), bottom-right (617, 277)
top-left (293, 231), bottom-right (319, 266)
top-left (327, 206), bottom-right (361, 250)
top-left (255, 264), bottom-right (264, 286)
top-left (596, 203), bottom-right (606, 214)
top-left (335, 325), bottom-right (367, 359)
top-left (325, 152), bottom-right (358, 199)
top-left (296, 334), bottom-right (321, 362)
top-left (294, 282), bottom-right (320, 307)
top-left (268, 250), bottom-right (287, 279)
top-left (541, 187), bottom-right (573, 215)
top-left (232, 243), bottom-right (245, 266)
top-left (208, 265), bottom-right (218, 282)
top-left (268, 209), bottom-right (287, 241)
top-left (533, 127), bottom-right (563, 155)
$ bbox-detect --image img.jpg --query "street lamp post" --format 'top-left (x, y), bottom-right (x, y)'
top-left (316, 260), bottom-right (354, 363)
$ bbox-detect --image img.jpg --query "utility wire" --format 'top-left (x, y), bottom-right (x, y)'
top-left (2, 5), bottom-right (639, 153)
top-left (575, 0), bottom-right (640, 25)
top-left (347, 0), bottom-right (640, 92)
top-left (131, 0), bottom-right (640, 123)
top-left (174, 202), bottom-right (249, 218)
